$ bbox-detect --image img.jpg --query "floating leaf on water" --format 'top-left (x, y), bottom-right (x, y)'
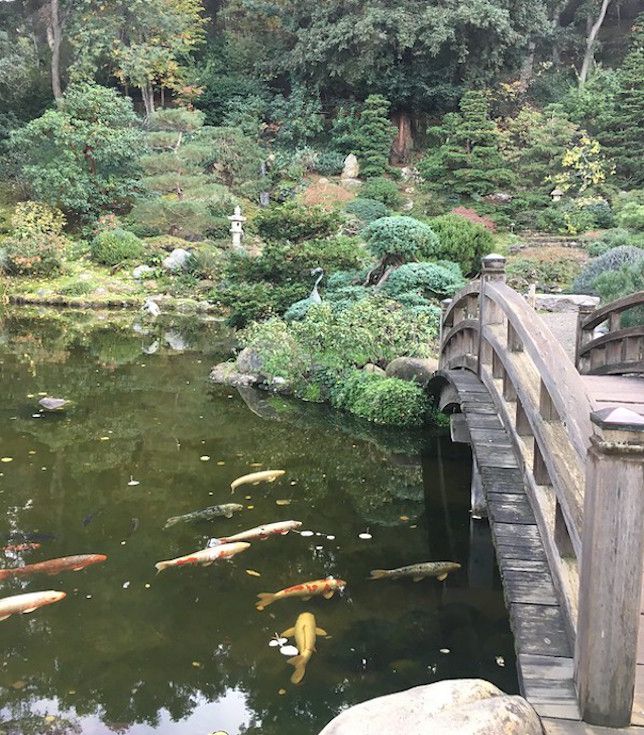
top-left (192, 661), bottom-right (202, 668)
top-left (250, 463), bottom-right (262, 467)
top-left (326, 535), bottom-right (336, 541)
top-left (275, 499), bottom-right (291, 506)
top-left (217, 461), bottom-right (225, 466)
top-left (300, 530), bottom-right (314, 537)
top-left (245, 569), bottom-right (261, 577)
top-left (27, 393), bottom-right (34, 398)
top-left (245, 495), bottom-right (252, 500)
top-left (247, 505), bottom-right (254, 509)
top-left (496, 656), bottom-right (505, 667)
top-left (290, 481), bottom-right (297, 486)
top-left (358, 533), bottom-right (372, 540)
top-left (122, 581), bottom-right (130, 589)
top-left (209, 731), bottom-right (229, 735)
top-left (278, 689), bottom-right (286, 696)
top-left (145, 583), bottom-right (151, 589)
top-left (315, 546), bottom-right (323, 550)
top-left (11, 680), bottom-right (26, 689)
top-left (68, 690), bottom-right (76, 694)
top-left (86, 595), bottom-right (92, 599)
top-left (127, 478), bottom-right (140, 486)
top-left (28, 450), bottom-right (36, 455)
top-left (399, 515), bottom-right (410, 522)
top-left (279, 645), bottom-right (298, 657)
top-left (1, 458), bottom-right (13, 463)
top-left (439, 648), bottom-right (450, 654)
top-left (44, 715), bottom-right (56, 724)
top-left (99, 436), bottom-right (110, 441)
top-left (38, 392), bottom-right (47, 396)
top-left (200, 456), bottom-right (210, 461)
top-left (32, 414), bottom-right (41, 418)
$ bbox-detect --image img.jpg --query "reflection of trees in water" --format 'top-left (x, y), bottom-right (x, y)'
top-left (0, 312), bottom-right (515, 735)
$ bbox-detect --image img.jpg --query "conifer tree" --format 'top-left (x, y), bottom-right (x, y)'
top-left (602, 14), bottom-right (644, 185)
top-left (353, 95), bottom-right (397, 178)
top-left (421, 90), bottom-right (514, 196)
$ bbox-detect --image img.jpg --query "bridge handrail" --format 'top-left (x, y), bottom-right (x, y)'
top-left (576, 290), bottom-right (644, 375)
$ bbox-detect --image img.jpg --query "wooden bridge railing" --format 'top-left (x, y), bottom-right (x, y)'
top-left (440, 255), bottom-right (644, 728)
top-left (576, 290), bottom-right (644, 375)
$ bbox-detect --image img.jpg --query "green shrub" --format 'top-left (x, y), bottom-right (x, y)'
top-left (363, 216), bottom-right (439, 264)
top-left (330, 370), bottom-right (429, 426)
top-left (354, 95), bottom-right (397, 179)
top-left (616, 201), bottom-right (644, 232)
top-left (383, 261), bottom-right (466, 300)
top-left (593, 259), bottom-right (644, 327)
top-left (58, 280), bottom-right (96, 296)
top-left (361, 178), bottom-right (403, 208)
top-left (255, 202), bottom-right (340, 242)
top-left (427, 214), bottom-right (494, 274)
top-left (210, 281), bottom-right (304, 328)
top-left (284, 299), bottom-right (314, 322)
top-left (129, 197), bottom-right (233, 240)
top-left (198, 126), bottom-right (264, 191)
top-left (147, 108), bottom-right (205, 133)
top-left (572, 246), bottom-right (644, 294)
top-left (536, 201), bottom-right (598, 235)
top-left (314, 151), bottom-right (345, 176)
top-left (506, 257), bottom-right (582, 290)
top-left (90, 228), bottom-right (144, 266)
top-left (584, 229), bottom-right (644, 256)
top-left (326, 270), bottom-right (363, 289)
top-left (2, 201), bottom-right (69, 275)
top-left (345, 198), bottom-right (390, 224)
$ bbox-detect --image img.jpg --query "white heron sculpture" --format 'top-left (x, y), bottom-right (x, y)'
top-left (308, 267), bottom-right (324, 304)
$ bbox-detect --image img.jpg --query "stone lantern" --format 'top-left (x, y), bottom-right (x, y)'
top-left (550, 188), bottom-right (564, 203)
top-left (228, 206), bottom-right (246, 251)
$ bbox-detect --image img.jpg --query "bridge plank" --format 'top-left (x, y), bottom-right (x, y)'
top-left (496, 543), bottom-right (548, 562)
top-left (502, 569), bottom-right (559, 606)
top-left (479, 466), bottom-right (526, 494)
top-left (541, 719), bottom-right (643, 734)
top-left (518, 653), bottom-right (581, 720)
top-left (511, 603), bottom-right (572, 657)
top-left (474, 444), bottom-right (519, 468)
top-left (488, 493), bottom-right (536, 524)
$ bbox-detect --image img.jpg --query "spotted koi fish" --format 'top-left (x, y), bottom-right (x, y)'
top-left (0, 554), bottom-right (107, 580)
top-left (212, 520), bottom-right (302, 546)
top-left (154, 542), bottom-right (250, 572)
top-left (256, 577), bottom-right (346, 611)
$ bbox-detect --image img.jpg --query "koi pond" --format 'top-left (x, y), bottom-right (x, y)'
top-left (0, 309), bottom-right (518, 735)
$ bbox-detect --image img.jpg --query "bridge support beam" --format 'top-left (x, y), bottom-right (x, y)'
top-left (575, 407), bottom-right (644, 727)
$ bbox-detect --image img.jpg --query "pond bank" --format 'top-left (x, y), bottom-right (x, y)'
top-left (7, 292), bottom-right (220, 314)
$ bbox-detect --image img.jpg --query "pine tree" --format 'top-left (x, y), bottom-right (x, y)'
top-left (421, 90), bottom-right (514, 196)
top-left (354, 95), bottom-right (397, 178)
top-left (602, 14), bottom-right (644, 186)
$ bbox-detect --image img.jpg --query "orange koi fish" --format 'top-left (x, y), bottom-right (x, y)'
top-left (0, 554), bottom-right (107, 580)
top-left (155, 542), bottom-right (250, 572)
top-left (256, 577), bottom-right (346, 611)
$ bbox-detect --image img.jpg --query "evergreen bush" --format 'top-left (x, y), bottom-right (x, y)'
top-left (427, 213), bottom-right (494, 273)
top-left (2, 202), bottom-right (69, 275)
top-left (361, 178), bottom-right (403, 208)
top-left (354, 95), bottom-right (397, 178)
top-left (383, 261), bottom-right (466, 300)
top-left (255, 202), bottom-right (340, 242)
top-left (314, 152), bottom-right (345, 176)
top-left (90, 228), bottom-right (144, 266)
top-left (345, 198), bottom-right (390, 224)
top-left (363, 216), bottom-right (439, 263)
top-left (572, 245), bottom-right (644, 294)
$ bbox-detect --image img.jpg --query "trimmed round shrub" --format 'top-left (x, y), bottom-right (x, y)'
top-left (330, 370), bottom-right (429, 426)
top-left (427, 214), bottom-right (494, 274)
top-left (383, 261), bottom-right (466, 300)
top-left (363, 216), bottom-right (439, 263)
top-left (572, 246), bottom-right (644, 294)
top-left (584, 228), bottom-right (644, 257)
top-left (345, 198), bottom-right (390, 224)
top-left (90, 228), bottom-right (144, 266)
top-left (361, 177), bottom-right (403, 208)
top-left (617, 201), bottom-right (644, 232)
top-left (284, 298), bottom-right (314, 322)
top-left (314, 151), bottom-right (345, 176)
top-left (255, 202), bottom-right (340, 242)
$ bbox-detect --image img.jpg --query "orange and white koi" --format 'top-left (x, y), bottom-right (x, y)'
top-left (0, 554), bottom-right (107, 580)
top-left (256, 577), bottom-right (346, 611)
top-left (0, 590), bottom-right (66, 621)
top-left (154, 542), bottom-right (250, 572)
top-left (2, 543), bottom-right (41, 554)
top-left (213, 520), bottom-right (302, 546)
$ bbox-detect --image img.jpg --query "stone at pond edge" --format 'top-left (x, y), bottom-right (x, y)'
top-left (533, 293), bottom-right (599, 312)
top-left (162, 248), bottom-right (192, 272)
top-left (385, 356), bottom-right (439, 387)
top-left (341, 154), bottom-right (360, 180)
top-left (210, 362), bottom-right (258, 388)
top-left (133, 264), bottom-right (155, 279)
top-left (318, 679), bottom-right (542, 735)
top-left (236, 347), bottom-right (265, 376)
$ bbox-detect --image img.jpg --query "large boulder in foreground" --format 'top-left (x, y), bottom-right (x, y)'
top-left (385, 356), bottom-right (439, 387)
top-left (318, 679), bottom-right (542, 735)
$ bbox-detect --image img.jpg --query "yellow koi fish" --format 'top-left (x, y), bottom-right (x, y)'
top-left (256, 577), bottom-right (346, 611)
top-left (154, 542), bottom-right (249, 572)
top-left (230, 470), bottom-right (285, 492)
top-left (281, 612), bottom-right (327, 685)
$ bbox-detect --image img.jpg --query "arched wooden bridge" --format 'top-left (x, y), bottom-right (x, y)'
top-left (431, 255), bottom-right (644, 733)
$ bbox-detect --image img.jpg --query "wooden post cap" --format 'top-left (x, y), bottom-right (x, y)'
top-left (591, 406), bottom-right (644, 432)
top-left (481, 253), bottom-right (506, 271)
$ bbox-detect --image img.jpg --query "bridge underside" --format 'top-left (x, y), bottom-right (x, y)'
top-left (431, 368), bottom-right (643, 731)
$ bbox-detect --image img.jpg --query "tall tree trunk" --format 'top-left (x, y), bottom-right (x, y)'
top-left (390, 111), bottom-right (414, 164)
top-left (518, 40), bottom-right (536, 92)
top-left (47, 0), bottom-right (63, 99)
top-left (550, 0), bottom-right (568, 65)
top-left (141, 84), bottom-right (155, 116)
top-left (579, 0), bottom-right (612, 85)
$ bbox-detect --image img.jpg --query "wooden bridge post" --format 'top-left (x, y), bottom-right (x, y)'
top-left (478, 254), bottom-right (506, 376)
top-left (575, 303), bottom-right (595, 371)
top-left (575, 406), bottom-right (644, 727)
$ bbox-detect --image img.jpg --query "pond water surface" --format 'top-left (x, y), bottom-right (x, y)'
top-left (0, 309), bottom-right (518, 735)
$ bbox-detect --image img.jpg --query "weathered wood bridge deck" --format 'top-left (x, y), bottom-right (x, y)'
top-left (431, 256), bottom-right (644, 732)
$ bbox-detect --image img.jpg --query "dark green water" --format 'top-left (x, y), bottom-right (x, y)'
top-left (0, 309), bottom-right (517, 735)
